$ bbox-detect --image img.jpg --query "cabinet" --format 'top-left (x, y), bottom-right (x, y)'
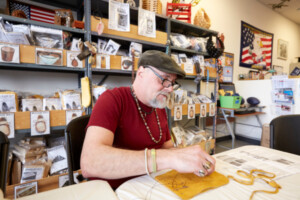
top-left (1, 0), bottom-right (219, 192)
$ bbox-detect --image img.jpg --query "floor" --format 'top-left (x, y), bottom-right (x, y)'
top-left (215, 139), bottom-right (256, 154)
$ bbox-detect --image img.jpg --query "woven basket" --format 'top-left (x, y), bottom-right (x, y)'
top-left (142, 0), bottom-right (162, 14)
top-left (194, 8), bottom-right (211, 29)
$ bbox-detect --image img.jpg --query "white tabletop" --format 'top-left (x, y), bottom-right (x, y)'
top-left (116, 145), bottom-right (300, 200)
top-left (18, 180), bottom-right (118, 200)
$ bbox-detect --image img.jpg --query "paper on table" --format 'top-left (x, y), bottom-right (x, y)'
top-left (216, 147), bottom-right (300, 179)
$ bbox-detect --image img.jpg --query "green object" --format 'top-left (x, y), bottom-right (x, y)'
top-left (220, 96), bottom-right (241, 109)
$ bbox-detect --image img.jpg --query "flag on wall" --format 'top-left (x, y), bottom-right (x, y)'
top-left (239, 21), bottom-right (273, 70)
top-left (9, 0), bottom-right (55, 24)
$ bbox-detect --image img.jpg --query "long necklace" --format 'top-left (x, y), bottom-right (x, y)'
top-left (130, 86), bottom-right (162, 144)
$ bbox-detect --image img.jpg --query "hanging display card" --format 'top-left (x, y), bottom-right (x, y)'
top-left (209, 103), bottom-right (215, 116)
top-left (30, 111), bottom-right (50, 136)
top-left (67, 51), bottom-right (83, 68)
top-left (36, 47), bottom-right (63, 66)
top-left (0, 112), bottom-right (15, 138)
top-left (138, 8), bottom-right (156, 38)
top-left (174, 105), bottom-right (182, 121)
top-left (108, 0), bottom-right (130, 32)
top-left (14, 181), bottom-right (38, 198)
top-left (200, 104), bottom-right (206, 118)
top-left (121, 56), bottom-right (133, 71)
top-left (0, 93), bottom-right (17, 112)
top-left (66, 110), bottom-right (83, 125)
top-left (96, 54), bottom-right (110, 69)
top-left (104, 39), bottom-right (120, 55)
top-left (187, 104), bottom-right (195, 119)
top-left (0, 43), bottom-right (20, 63)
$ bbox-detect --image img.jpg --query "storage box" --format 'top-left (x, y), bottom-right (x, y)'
top-left (219, 96), bottom-right (241, 109)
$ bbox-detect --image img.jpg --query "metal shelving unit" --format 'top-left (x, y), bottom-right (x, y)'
top-left (1, 0), bottom-right (219, 152)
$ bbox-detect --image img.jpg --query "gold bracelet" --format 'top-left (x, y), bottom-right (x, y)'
top-left (151, 149), bottom-right (157, 173)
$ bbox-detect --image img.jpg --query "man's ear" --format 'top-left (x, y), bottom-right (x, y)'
top-left (136, 66), bottom-right (145, 77)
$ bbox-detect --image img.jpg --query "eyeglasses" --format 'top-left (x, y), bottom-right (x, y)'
top-left (144, 65), bottom-right (181, 90)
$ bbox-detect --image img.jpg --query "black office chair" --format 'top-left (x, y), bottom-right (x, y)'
top-left (0, 131), bottom-right (9, 195)
top-left (270, 115), bottom-right (300, 155)
top-left (65, 115), bottom-right (90, 185)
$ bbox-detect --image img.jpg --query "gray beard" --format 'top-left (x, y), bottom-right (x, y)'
top-left (149, 91), bottom-right (170, 109)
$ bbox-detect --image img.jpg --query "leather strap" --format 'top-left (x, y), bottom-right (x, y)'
top-left (228, 169), bottom-right (281, 200)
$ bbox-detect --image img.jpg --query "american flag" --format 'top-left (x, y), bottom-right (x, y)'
top-left (240, 21), bottom-right (273, 69)
top-left (9, 1), bottom-right (54, 24)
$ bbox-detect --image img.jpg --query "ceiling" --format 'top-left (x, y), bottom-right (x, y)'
top-left (257, 0), bottom-right (300, 25)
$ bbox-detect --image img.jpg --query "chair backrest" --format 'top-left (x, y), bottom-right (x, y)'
top-left (270, 115), bottom-right (300, 155)
top-left (65, 115), bottom-right (90, 185)
top-left (0, 131), bottom-right (9, 195)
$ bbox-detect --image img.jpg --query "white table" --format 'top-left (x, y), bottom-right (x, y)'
top-left (116, 146), bottom-right (300, 200)
top-left (17, 180), bottom-right (118, 200)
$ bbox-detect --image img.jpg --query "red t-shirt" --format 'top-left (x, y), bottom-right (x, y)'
top-left (87, 87), bottom-right (171, 189)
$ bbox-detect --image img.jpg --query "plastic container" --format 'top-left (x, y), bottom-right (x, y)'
top-left (220, 96), bottom-right (241, 109)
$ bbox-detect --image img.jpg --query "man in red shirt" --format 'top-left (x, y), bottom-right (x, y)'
top-left (81, 50), bottom-right (216, 189)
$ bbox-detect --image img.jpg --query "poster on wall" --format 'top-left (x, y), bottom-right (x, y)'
top-left (239, 21), bottom-right (273, 70)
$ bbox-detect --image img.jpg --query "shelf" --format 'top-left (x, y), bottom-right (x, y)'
top-left (92, 68), bottom-right (134, 76)
top-left (92, 32), bottom-right (167, 49)
top-left (15, 110), bottom-right (67, 130)
top-left (0, 62), bottom-right (85, 74)
top-left (170, 18), bottom-right (218, 37)
top-left (1, 14), bottom-right (86, 35)
top-left (90, 17), bottom-right (167, 46)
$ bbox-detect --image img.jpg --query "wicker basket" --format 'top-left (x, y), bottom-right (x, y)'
top-left (142, 0), bottom-right (162, 15)
top-left (194, 8), bottom-right (211, 29)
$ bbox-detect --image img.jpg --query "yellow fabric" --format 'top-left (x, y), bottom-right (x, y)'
top-left (155, 170), bottom-right (229, 200)
top-left (228, 169), bottom-right (281, 200)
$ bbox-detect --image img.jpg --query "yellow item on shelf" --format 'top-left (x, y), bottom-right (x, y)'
top-left (155, 170), bottom-right (229, 200)
top-left (218, 89), bottom-right (225, 96)
top-left (81, 77), bottom-right (91, 108)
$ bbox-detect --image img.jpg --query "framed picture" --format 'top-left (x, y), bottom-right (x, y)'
top-left (277, 39), bottom-right (288, 60)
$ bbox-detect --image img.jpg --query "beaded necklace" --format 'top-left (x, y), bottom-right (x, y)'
top-left (130, 86), bottom-right (162, 144)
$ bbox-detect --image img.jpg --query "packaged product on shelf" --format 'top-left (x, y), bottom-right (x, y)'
top-left (31, 25), bottom-right (63, 49)
top-left (174, 90), bottom-right (187, 105)
top-left (0, 17), bottom-right (9, 43)
top-left (21, 98), bottom-right (43, 112)
top-left (20, 165), bottom-right (45, 183)
top-left (47, 145), bottom-right (68, 175)
top-left (43, 97), bottom-right (62, 111)
top-left (170, 33), bottom-right (190, 49)
top-left (60, 90), bottom-right (81, 110)
top-left (0, 91), bottom-right (18, 112)
top-left (189, 37), bottom-right (207, 53)
top-left (171, 126), bottom-right (186, 148)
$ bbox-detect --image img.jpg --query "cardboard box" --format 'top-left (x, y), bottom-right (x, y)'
top-left (261, 124), bottom-right (270, 147)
